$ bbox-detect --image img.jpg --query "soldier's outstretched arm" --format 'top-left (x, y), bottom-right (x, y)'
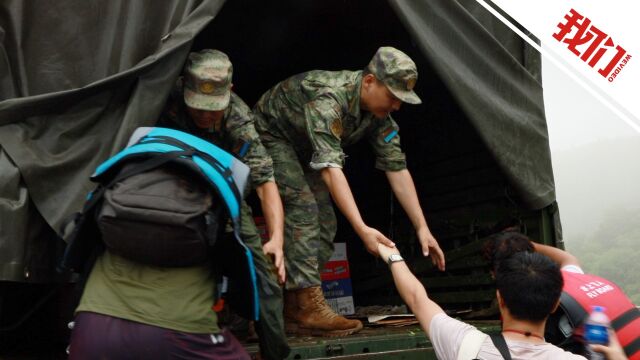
top-left (255, 181), bottom-right (286, 284)
top-left (385, 169), bottom-right (445, 271)
top-left (320, 167), bottom-right (395, 256)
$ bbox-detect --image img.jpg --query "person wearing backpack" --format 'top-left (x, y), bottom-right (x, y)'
top-left (67, 50), bottom-right (288, 360)
top-left (378, 243), bottom-right (586, 359)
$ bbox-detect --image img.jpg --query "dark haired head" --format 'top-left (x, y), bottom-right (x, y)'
top-left (482, 231), bottom-right (534, 270)
top-left (495, 252), bottom-right (563, 322)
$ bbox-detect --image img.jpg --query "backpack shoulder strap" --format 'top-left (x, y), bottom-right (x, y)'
top-left (457, 329), bottom-right (489, 360)
top-left (489, 333), bottom-right (513, 360)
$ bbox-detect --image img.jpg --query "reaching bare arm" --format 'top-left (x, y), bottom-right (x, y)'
top-left (532, 242), bottom-right (580, 269)
top-left (255, 181), bottom-right (286, 284)
top-left (377, 244), bottom-right (445, 337)
top-left (320, 167), bottom-right (395, 256)
top-left (386, 170), bottom-right (445, 270)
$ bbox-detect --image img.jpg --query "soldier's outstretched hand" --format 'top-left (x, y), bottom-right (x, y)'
top-left (358, 226), bottom-right (395, 256)
top-left (417, 228), bottom-right (445, 271)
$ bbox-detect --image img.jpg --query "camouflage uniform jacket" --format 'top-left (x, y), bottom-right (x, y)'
top-left (158, 82), bottom-right (275, 188)
top-left (254, 70), bottom-right (407, 172)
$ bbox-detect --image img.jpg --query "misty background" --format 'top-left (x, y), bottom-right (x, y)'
top-left (542, 55), bottom-right (640, 303)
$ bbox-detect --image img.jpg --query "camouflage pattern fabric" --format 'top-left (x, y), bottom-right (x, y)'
top-left (254, 70), bottom-right (407, 173)
top-left (159, 84), bottom-right (274, 188)
top-left (366, 46), bottom-right (422, 104)
top-left (183, 49), bottom-right (233, 111)
top-left (253, 69), bottom-right (408, 289)
top-left (259, 133), bottom-right (337, 289)
top-left (157, 88), bottom-right (288, 360)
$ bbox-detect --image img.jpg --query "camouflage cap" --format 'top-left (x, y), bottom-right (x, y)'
top-left (183, 49), bottom-right (232, 111)
top-left (366, 47), bottom-right (422, 105)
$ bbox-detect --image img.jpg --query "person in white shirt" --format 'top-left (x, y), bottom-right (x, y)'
top-left (378, 243), bottom-right (586, 360)
top-left (482, 230), bottom-right (633, 360)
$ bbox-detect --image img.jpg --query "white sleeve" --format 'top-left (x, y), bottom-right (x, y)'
top-left (429, 313), bottom-right (477, 360)
top-left (561, 265), bottom-right (584, 274)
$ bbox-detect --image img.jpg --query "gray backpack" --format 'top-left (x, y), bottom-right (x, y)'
top-left (97, 162), bottom-right (222, 267)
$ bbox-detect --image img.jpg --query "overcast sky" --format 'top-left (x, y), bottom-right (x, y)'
top-left (542, 53), bottom-right (640, 245)
top-left (542, 56), bottom-right (637, 153)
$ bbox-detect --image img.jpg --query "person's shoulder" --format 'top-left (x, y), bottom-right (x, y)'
top-left (306, 69), bottom-right (358, 81)
top-left (429, 312), bottom-right (477, 337)
top-left (430, 313), bottom-right (483, 360)
top-left (561, 264), bottom-right (584, 274)
top-left (302, 70), bottom-right (359, 94)
top-left (226, 92), bottom-right (252, 126)
top-left (497, 340), bottom-right (587, 360)
top-left (546, 343), bottom-right (588, 359)
top-left (229, 92), bottom-right (251, 114)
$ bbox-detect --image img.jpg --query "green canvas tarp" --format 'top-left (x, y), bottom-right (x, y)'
top-left (0, 0), bottom-right (555, 282)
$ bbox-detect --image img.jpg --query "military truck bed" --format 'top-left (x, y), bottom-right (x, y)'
top-left (244, 321), bottom-right (501, 359)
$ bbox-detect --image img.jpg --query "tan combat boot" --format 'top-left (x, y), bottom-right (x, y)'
top-left (293, 286), bottom-right (363, 337)
top-left (283, 290), bottom-right (299, 334)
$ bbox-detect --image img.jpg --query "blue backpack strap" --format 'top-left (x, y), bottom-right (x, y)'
top-left (92, 127), bottom-right (249, 222)
top-left (90, 127), bottom-right (260, 320)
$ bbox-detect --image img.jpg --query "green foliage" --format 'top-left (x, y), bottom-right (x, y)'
top-left (566, 207), bottom-right (640, 304)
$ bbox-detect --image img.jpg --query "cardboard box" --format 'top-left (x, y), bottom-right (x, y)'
top-left (254, 218), bottom-right (355, 315)
top-left (320, 260), bottom-right (350, 280)
top-left (321, 243), bottom-right (355, 315)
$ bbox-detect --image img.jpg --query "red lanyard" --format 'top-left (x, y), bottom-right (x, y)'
top-left (502, 329), bottom-right (544, 340)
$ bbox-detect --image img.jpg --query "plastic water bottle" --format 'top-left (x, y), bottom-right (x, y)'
top-left (583, 305), bottom-right (610, 360)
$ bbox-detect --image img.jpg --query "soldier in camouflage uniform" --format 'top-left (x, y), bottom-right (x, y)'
top-left (253, 47), bottom-right (446, 337)
top-left (158, 49), bottom-right (289, 360)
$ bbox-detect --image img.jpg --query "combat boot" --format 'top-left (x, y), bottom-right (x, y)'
top-left (283, 290), bottom-right (299, 334)
top-left (293, 286), bottom-right (363, 337)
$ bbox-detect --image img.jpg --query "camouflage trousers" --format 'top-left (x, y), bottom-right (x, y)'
top-left (261, 138), bottom-right (338, 290)
top-left (239, 201), bottom-right (289, 360)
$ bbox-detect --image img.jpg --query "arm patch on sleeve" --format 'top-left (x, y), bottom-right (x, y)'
top-left (233, 139), bottom-right (251, 158)
top-left (382, 126), bottom-right (398, 143)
